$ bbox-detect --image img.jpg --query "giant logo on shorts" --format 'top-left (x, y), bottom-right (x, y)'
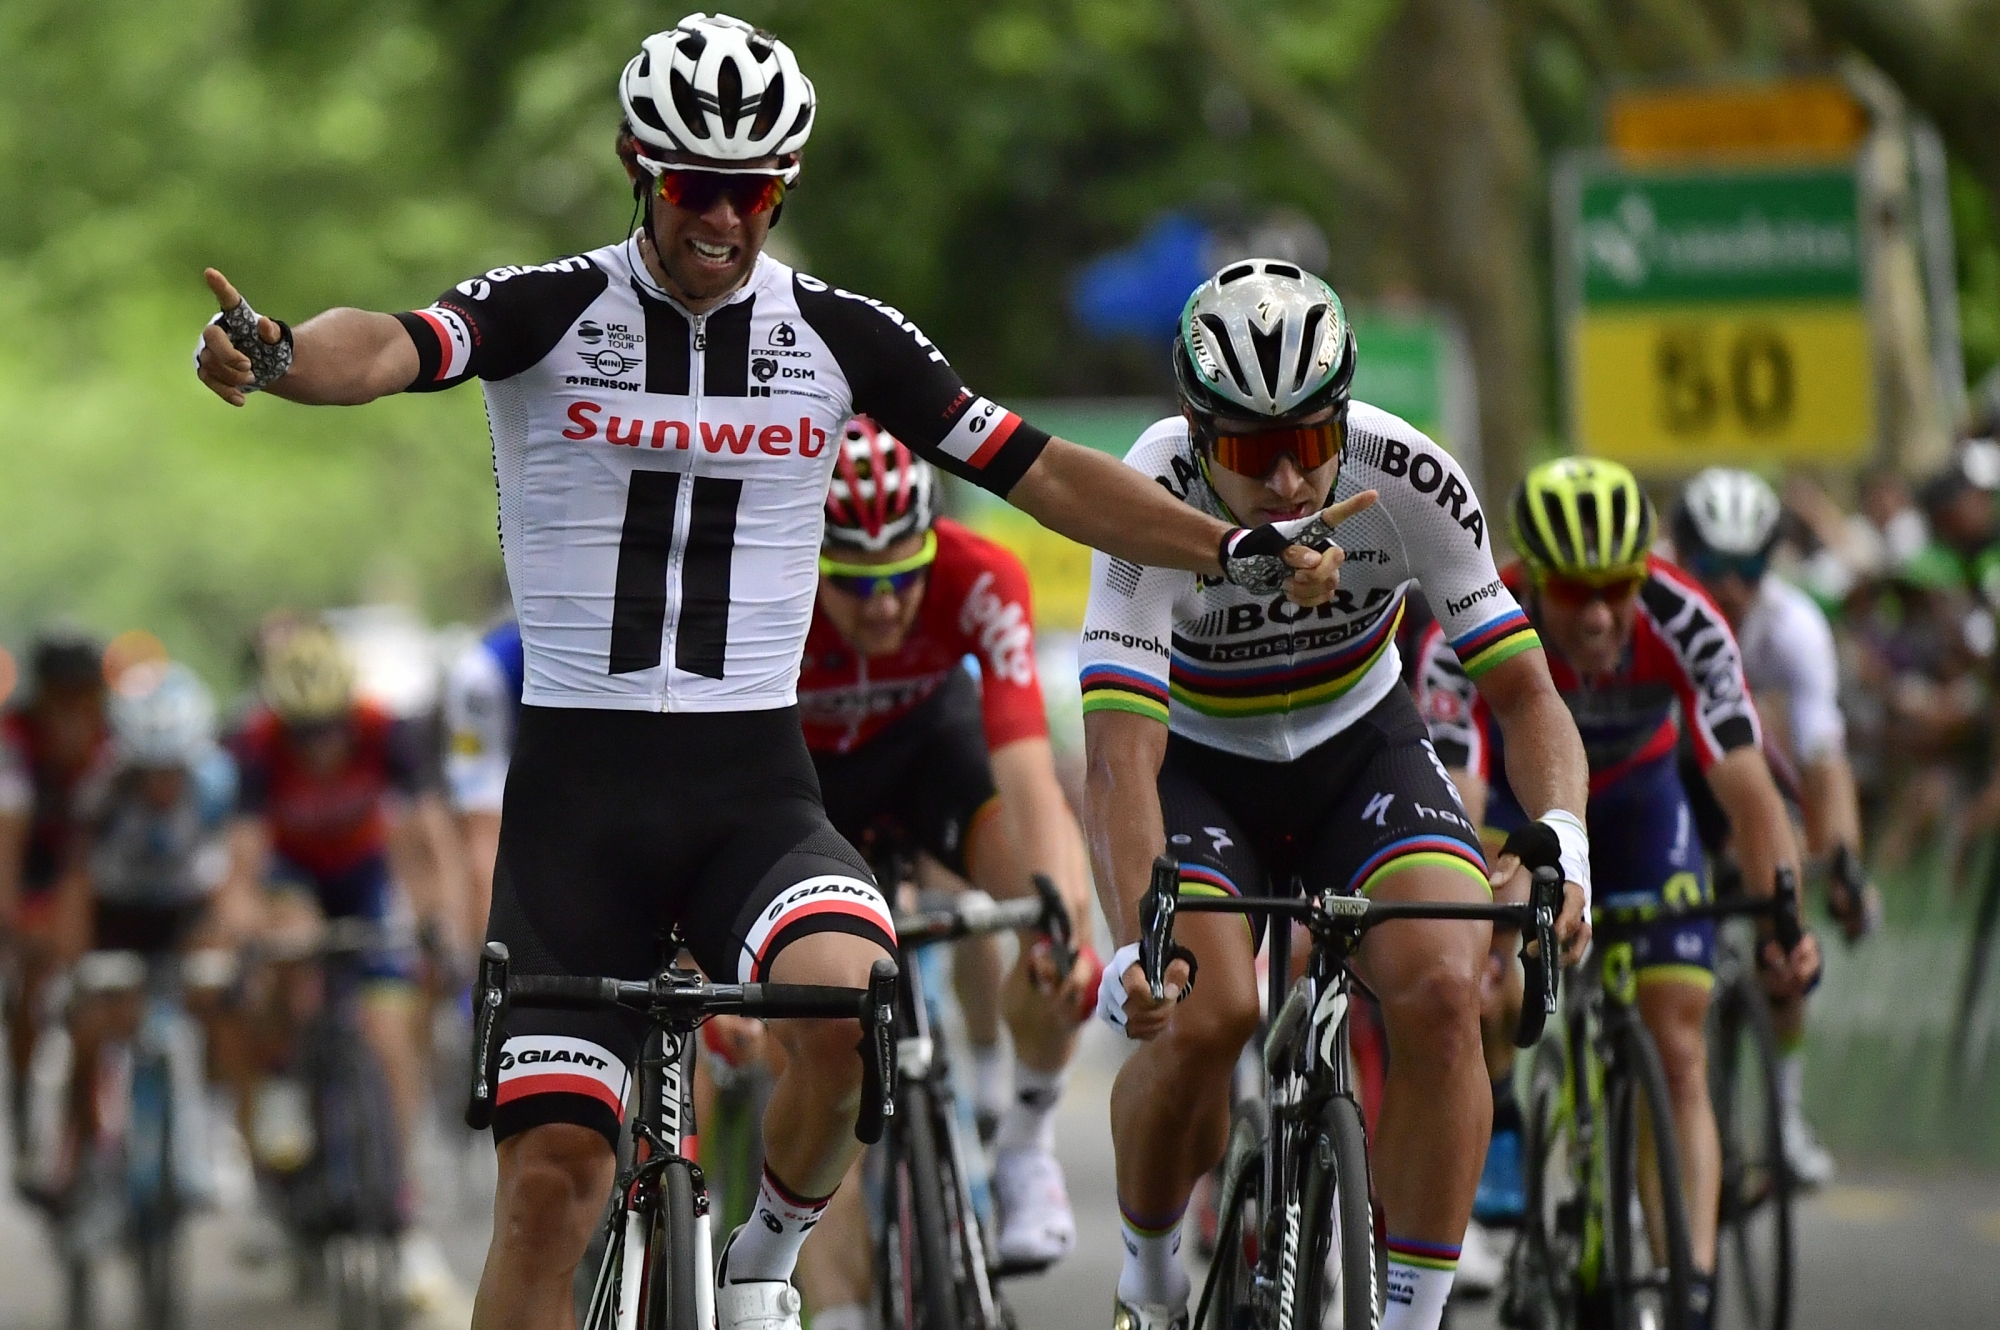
top-left (737, 875), bottom-right (896, 983)
top-left (495, 1034), bottom-right (630, 1115)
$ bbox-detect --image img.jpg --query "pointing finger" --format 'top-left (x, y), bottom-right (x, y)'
top-left (1315, 489), bottom-right (1379, 529)
top-left (204, 267), bottom-right (244, 312)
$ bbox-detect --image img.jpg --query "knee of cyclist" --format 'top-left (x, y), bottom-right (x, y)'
top-left (499, 1124), bottom-right (613, 1245)
top-left (1165, 989), bottom-right (1260, 1071)
top-left (1651, 1018), bottom-right (1710, 1102)
top-left (1382, 962), bottom-right (1484, 1055)
top-left (778, 1016), bottom-right (868, 1090)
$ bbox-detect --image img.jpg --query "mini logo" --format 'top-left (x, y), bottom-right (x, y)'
top-left (577, 321), bottom-right (604, 345)
top-left (752, 357), bottom-right (780, 382)
top-left (582, 350), bottom-right (640, 376)
top-left (769, 322), bottom-right (797, 347)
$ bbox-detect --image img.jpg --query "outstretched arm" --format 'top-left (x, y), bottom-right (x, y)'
top-left (195, 269), bottom-right (416, 407)
top-left (1006, 437), bottom-right (1377, 604)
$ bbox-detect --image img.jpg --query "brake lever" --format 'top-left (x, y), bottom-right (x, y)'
top-left (1031, 873), bottom-right (1077, 981)
top-left (1772, 865), bottom-right (1803, 956)
top-left (1138, 855), bottom-right (1198, 1004)
top-left (464, 941), bottom-right (510, 1130)
top-left (1514, 867), bottom-right (1561, 1048)
top-left (855, 958), bottom-right (899, 1145)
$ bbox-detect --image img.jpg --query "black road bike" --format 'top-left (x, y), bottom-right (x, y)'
top-left (1139, 854), bottom-right (1564, 1330)
top-left (1506, 871), bottom-right (1803, 1330)
top-left (878, 870), bottom-right (1077, 1330)
top-left (465, 941), bottom-right (898, 1330)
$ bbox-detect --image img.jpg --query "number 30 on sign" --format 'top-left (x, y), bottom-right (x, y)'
top-left (1571, 303), bottom-right (1873, 466)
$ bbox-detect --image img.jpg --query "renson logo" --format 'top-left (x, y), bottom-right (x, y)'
top-left (561, 401), bottom-right (829, 457)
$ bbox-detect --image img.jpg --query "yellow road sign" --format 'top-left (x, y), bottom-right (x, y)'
top-left (1571, 302), bottom-right (1874, 466)
top-left (1608, 78), bottom-right (1867, 164)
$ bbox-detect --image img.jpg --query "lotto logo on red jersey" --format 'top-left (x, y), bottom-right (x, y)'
top-left (960, 571), bottom-right (1034, 686)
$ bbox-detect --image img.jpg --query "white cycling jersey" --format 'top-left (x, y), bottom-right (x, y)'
top-left (398, 239), bottom-right (1047, 712)
top-left (1734, 575), bottom-right (1846, 766)
top-left (1078, 405), bottom-right (1541, 761)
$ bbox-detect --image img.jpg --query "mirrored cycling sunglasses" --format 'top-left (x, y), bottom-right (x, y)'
top-left (1202, 417), bottom-right (1346, 481)
top-left (1538, 570), bottom-right (1646, 608)
top-left (651, 169), bottom-right (788, 217)
top-left (819, 530), bottom-right (939, 598)
top-left (1688, 547), bottom-right (1769, 585)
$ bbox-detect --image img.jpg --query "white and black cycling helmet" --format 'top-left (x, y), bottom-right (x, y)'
top-left (1675, 467), bottom-right (1782, 560)
top-left (111, 661), bottom-right (217, 770)
top-left (1172, 260), bottom-right (1357, 426)
top-left (619, 14), bottom-right (815, 168)
top-left (824, 418), bottom-right (937, 554)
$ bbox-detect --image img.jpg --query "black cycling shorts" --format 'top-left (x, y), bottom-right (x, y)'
top-left (486, 704), bottom-right (891, 1148)
top-left (1158, 685), bottom-right (1488, 941)
top-left (812, 667), bottom-right (1000, 878)
top-left (92, 899), bottom-right (208, 954)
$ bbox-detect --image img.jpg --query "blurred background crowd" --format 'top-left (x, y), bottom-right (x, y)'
top-left (7, 0), bottom-right (2000, 1323)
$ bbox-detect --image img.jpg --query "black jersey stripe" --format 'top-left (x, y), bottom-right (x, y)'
top-left (608, 469), bottom-right (681, 675)
top-left (637, 286), bottom-right (691, 396)
top-left (676, 476), bottom-right (742, 679)
top-left (701, 298), bottom-right (754, 397)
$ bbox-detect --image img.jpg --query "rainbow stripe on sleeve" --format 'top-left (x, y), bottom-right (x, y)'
top-left (1079, 664), bottom-right (1170, 724)
top-left (1449, 608), bottom-right (1540, 680)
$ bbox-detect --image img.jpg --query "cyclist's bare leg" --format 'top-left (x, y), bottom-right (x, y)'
top-left (473, 1123), bottom-right (616, 1330)
top-left (794, 1154), bottom-right (871, 1317)
top-left (1109, 911), bottom-right (1258, 1230)
top-left (1636, 977), bottom-right (1719, 1270)
top-left (1352, 864), bottom-right (1493, 1247)
top-left (763, 929), bottom-right (893, 1193)
top-left (358, 984), bottom-right (425, 1138)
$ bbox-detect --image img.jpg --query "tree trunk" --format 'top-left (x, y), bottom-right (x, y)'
top-left (1369, 0), bottom-right (1544, 511)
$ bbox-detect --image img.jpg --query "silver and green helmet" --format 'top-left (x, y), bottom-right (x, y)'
top-left (1171, 259), bottom-right (1357, 426)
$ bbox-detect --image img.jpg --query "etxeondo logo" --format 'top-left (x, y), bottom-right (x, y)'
top-left (562, 401), bottom-right (829, 457)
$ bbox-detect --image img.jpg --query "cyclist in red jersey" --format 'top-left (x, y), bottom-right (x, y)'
top-left (791, 420), bottom-right (1099, 1318)
top-left (1, 632), bottom-right (110, 1184)
top-left (226, 624), bottom-right (459, 1216)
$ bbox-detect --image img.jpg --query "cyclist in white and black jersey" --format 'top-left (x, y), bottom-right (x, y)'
top-left (1673, 468), bottom-right (1878, 1187)
top-left (1079, 261), bottom-right (1593, 1330)
top-left (193, 17), bottom-right (1353, 1330)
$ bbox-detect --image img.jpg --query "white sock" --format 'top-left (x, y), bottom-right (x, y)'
top-left (726, 1166), bottom-right (829, 1283)
top-left (809, 1304), bottom-right (874, 1330)
top-left (970, 1042), bottom-right (1009, 1121)
top-left (1116, 1202), bottom-right (1190, 1308)
top-left (1383, 1236), bottom-right (1459, 1330)
top-left (993, 1062), bottom-right (1067, 1154)
top-left (1779, 1048), bottom-right (1807, 1120)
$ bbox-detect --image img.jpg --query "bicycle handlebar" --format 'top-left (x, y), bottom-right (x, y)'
top-left (1593, 868), bottom-right (1804, 952)
top-left (890, 873), bottom-right (1075, 973)
top-left (464, 943), bottom-right (901, 1144)
top-left (1135, 855), bottom-right (1563, 1048)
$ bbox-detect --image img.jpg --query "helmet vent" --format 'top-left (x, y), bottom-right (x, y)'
top-left (669, 75), bottom-right (710, 138)
top-left (751, 77), bottom-right (784, 139)
top-left (1198, 313), bottom-right (1252, 396)
top-left (637, 53), bottom-right (651, 77)
top-left (630, 94), bottom-right (670, 135)
top-left (716, 59), bottom-right (745, 133)
top-left (1293, 305), bottom-right (1327, 392)
top-left (1218, 264), bottom-right (1255, 286)
top-left (1265, 263), bottom-right (1301, 279)
top-left (1249, 322), bottom-right (1285, 402)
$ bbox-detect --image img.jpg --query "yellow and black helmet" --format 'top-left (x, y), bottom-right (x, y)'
top-left (1510, 457), bottom-right (1655, 582)
top-left (260, 622), bottom-right (355, 724)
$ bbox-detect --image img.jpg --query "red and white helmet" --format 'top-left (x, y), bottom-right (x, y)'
top-left (824, 418), bottom-right (937, 553)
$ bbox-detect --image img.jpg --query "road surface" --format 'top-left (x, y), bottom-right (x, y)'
top-left (4, 1026), bottom-right (1997, 1329)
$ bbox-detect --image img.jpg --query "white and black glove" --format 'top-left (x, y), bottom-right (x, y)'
top-left (195, 297), bottom-right (293, 392)
top-left (1218, 513), bottom-right (1339, 596)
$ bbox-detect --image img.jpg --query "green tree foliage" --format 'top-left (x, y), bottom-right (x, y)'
top-left (2, 0), bottom-right (1996, 677)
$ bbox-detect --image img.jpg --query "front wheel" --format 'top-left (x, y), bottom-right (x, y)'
top-left (1292, 1095), bottom-right (1378, 1330)
top-left (1708, 971), bottom-right (1792, 1330)
top-left (1605, 1021), bottom-right (1693, 1330)
top-left (1506, 1036), bottom-right (1578, 1330)
top-left (644, 1162), bottom-right (701, 1330)
top-left (880, 1081), bottom-right (962, 1330)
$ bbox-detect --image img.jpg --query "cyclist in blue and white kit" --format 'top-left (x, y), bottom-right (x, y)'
top-left (194, 17), bottom-right (1355, 1330)
top-left (443, 619), bottom-right (523, 955)
top-left (1079, 262), bottom-right (1595, 1330)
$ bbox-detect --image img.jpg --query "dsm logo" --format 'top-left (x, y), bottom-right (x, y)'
top-left (581, 350), bottom-right (640, 376)
top-left (752, 357), bottom-right (780, 383)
